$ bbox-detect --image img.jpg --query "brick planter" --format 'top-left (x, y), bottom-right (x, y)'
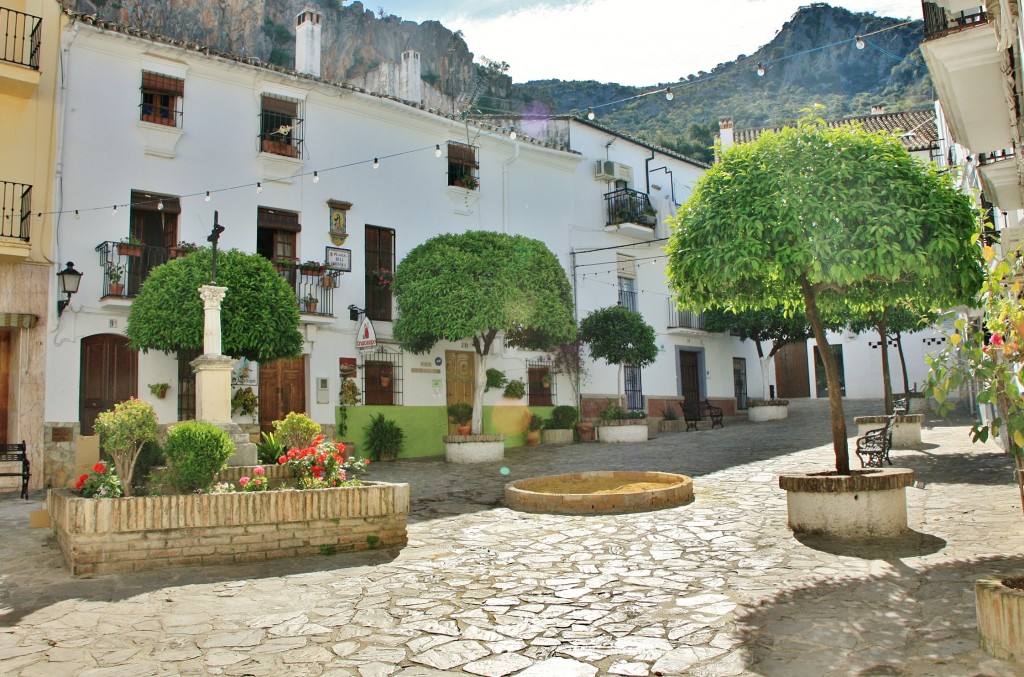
top-left (855, 414), bottom-right (924, 448)
top-left (778, 468), bottom-right (914, 538)
top-left (541, 428), bottom-right (574, 445)
top-left (977, 576), bottom-right (1024, 663)
top-left (597, 420), bottom-right (649, 443)
top-left (444, 434), bottom-right (504, 463)
top-left (48, 483), bottom-right (409, 576)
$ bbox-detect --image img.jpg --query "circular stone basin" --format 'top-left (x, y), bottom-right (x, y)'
top-left (505, 471), bottom-right (693, 515)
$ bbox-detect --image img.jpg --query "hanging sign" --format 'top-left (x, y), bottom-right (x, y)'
top-left (355, 316), bottom-right (377, 351)
top-left (325, 247), bottom-right (352, 272)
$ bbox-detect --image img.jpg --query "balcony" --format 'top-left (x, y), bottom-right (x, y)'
top-left (271, 259), bottom-right (337, 319)
top-left (0, 180), bottom-right (31, 260)
top-left (977, 149), bottom-right (1024, 210)
top-left (95, 240), bottom-right (178, 300)
top-left (0, 7), bottom-right (41, 96)
top-left (604, 188), bottom-right (658, 239)
top-left (667, 302), bottom-right (706, 333)
top-left (919, 2), bottom-right (1011, 158)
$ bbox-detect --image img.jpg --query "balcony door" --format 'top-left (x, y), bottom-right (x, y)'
top-left (679, 350), bottom-right (701, 404)
top-left (128, 191), bottom-right (179, 295)
top-left (259, 357), bottom-right (306, 433)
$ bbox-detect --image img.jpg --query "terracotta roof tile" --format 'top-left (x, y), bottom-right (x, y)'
top-left (732, 109), bottom-right (938, 152)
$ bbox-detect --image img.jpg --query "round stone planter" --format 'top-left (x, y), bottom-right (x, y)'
top-left (541, 428), bottom-right (574, 445)
top-left (976, 576), bottom-right (1024, 663)
top-left (597, 420), bottom-right (649, 443)
top-left (778, 467), bottom-right (914, 538)
top-left (748, 400), bottom-right (789, 422)
top-left (444, 434), bottom-right (504, 463)
top-left (856, 414), bottom-right (924, 448)
top-left (506, 471), bottom-right (693, 515)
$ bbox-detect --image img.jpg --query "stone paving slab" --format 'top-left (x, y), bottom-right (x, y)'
top-left (2, 399), bottom-right (1024, 675)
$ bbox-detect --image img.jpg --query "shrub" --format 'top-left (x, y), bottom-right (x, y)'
top-left (663, 406), bottom-right (679, 421)
top-left (92, 397), bottom-right (158, 497)
top-left (163, 421), bottom-right (235, 493)
top-left (447, 402), bottom-right (473, 425)
top-left (274, 412), bottom-right (321, 451)
top-left (547, 405), bottom-right (579, 429)
top-left (256, 431), bottom-right (285, 465)
top-left (131, 439), bottom-right (165, 489)
top-left (528, 414), bottom-right (544, 431)
top-left (599, 400), bottom-right (646, 422)
top-left (485, 368), bottom-right (508, 392)
top-left (363, 414), bottom-right (405, 461)
top-left (503, 379), bottom-right (526, 400)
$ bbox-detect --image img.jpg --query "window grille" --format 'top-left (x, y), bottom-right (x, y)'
top-left (365, 225), bottom-right (395, 321)
top-left (362, 346), bottom-right (402, 405)
top-left (618, 276), bottom-right (637, 312)
top-left (447, 141), bottom-right (479, 188)
top-left (140, 71), bottom-right (184, 127)
top-left (259, 94), bottom-right (304, 158)
top-left (177, 349), bottom-right (200, 421)
top-left (624, 365), bottom-right (644, 411)
top-left (526, 356), bottom-right (554, 406)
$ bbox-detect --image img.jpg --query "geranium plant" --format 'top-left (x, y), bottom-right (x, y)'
top-left (75, 461), bottom-right (124, 498)
top-left (927, 240), bottom-right (1024, 511)
top-left (368, 267), bottom-right (395, 287)
top-left (238, 465), bottom-right (269, 492)
top-left (278, 435), bottom-right (367, 488)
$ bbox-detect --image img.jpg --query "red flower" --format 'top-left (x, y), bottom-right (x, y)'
top-left (253, 466), bottom-right (266, 476)
top-left (93, 462), bottom-right (107, 474)
top-left (278, 455), bottom-right (287, 465)
top-left (992, 333), bottom-right (1005, 347)
top-left (75, 474), bottom-right (88, 490)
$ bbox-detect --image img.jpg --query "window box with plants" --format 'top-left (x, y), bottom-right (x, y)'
top-left (116, 237), bottom-right (143, 257)
top-left (299, 260), bottom-right (324, 275)
top-left (170, 241), bottom-right (200, 259)
top-left (368, 268), bottom-right (395, 288)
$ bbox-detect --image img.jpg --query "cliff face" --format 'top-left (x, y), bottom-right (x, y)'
top-left (64, 0), bottom-right (480, 96)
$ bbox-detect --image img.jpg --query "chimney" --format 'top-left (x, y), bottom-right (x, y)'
top-left (719, 116), bottom-right (735, 151)
top-left (399, 50), bottom-right (423, 103)
top-left (871, 105), bottom-right (886, 115)
top-left (295, 7), bottom-right (323, 77)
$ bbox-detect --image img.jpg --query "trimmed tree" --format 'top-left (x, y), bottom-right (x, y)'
top-left (666, 114), bottom-right (981, 474)
top-left (578, 306), bottom-right (658, 409)
top-left (392, 232), bottom-right (576, 435)
top-left (126, 248), bottom-right (303, 363)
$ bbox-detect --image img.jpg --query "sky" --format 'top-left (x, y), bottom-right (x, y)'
top-left (359, 0), bottom-right (924, 86)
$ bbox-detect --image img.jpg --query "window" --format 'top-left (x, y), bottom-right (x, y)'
top-left (177, 349), bottom-right (200, 421)
top-left (256, 207), bottom-right (300, 288)
top-left (126, 191), bottom-right (179, 295)
top-left (365, 225), bottom-right (395, 321)
top-left (362, 347), bottom-right (402, 406)
top-left (617, 254), bottom-right (637, 312)
top-left (259, 95), bottom-right (303, 158)
top-left (624, 365), bottom-right (643, 411)
top-left (527, 357), bottom-right (554, 406)
top-left (140, 71), bottom-right (184, 127)
top-left (447, 142), bottom-right (479, 189)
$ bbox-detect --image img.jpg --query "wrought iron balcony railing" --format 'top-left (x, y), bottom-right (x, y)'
top-left (0, 7), bottom-right (41, 70)
top-left (95, 240), bottom-right (182, 298)
top-left (618, 288), bottom-right (638, 312)
top-left (922, 1), bottom-right (988, 40)
top-left (271, 259), bottom-right (337, 317)
top-left (668, 301), bottom-right (706, 331)
top-left (604, 188), bottom-right (657, 227)
top-left (0, 180), bottom-right (30, 240)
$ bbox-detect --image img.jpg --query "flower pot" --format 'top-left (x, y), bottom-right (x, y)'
top-left (456, 424), bottom-right (471, 436)
top-left (380, 376), bottom-right (391, 388)
top-left (156, 391), bottom-right (166, 400)
top-left (526, 430), bottom-right (540, 446)
top-left (321, 274), bottom-right (336, 289)
top-left (108, 282), bottom-right (125, 296)
top-left (977, 576), bottom-right (1024, 663)
top-left (261, 138), bottom-right (298, 157)
top-left (304, 301), bottom-right (318, 314)
top-left (117, 243), bottom-right (142, 257)
top-left (575, 420), bottom-right (596, 442)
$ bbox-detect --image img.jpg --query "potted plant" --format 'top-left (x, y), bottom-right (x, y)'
top-left (363, 413), bottom-right (405, 461)
top-left (300, 260), bottom-right (323, 274)
top-left (503, 378), bottom-right (526, 401)
top-left (368, 268), bottom-right (395, 287)
top-left (148, 382), bottom-right (170, 400)
top-left (231, 386), bottom-right (259, 423)
top-left (106, 261), bottom-right (126, 296)
top-left (542, 405), bottom-right (578, 444)
top-left (379, 368), bottom-right (393, 388)
top-left (272, 257), bottom-right (298, 272)
top-left (447, 402), bottom-right (473, 435)
top-left (526, 414), bottom-right (544, 446)
top-left (301, 293), bottom-right (318, 314)
top-left (170, 241), bottom-right (199, 259)
top-left (117, 236), bottom-right (142, 257)
top-left (462, 174), bottom-right (479, 190)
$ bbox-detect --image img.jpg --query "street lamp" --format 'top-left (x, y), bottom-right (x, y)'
top-left (56, 262), bottom-right (83, 316)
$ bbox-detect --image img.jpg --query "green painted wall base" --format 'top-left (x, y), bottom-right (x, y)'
top-left (337, 405), bottom-right (555, 459)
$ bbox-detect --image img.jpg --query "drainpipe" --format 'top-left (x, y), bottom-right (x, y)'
top-left (644, 150), bottom-right (655, 195)
top-left (501, 141), bottom-right (520, 233)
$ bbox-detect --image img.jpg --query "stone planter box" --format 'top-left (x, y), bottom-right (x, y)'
top-left (444, 434), bottom-right (504, 463)
top-left (748, 400), bottom-right (789, 422)
top-left (977, 576), bottom-right (1024, 663)
top-left (541, 428), bottom-right (574, 445)
top-left (778, 468), bottom-right (914, 538)
top-left (597, 420), bottom-right (649, 443)
top-left (658, 419), bottom-right (687, 433)
top-left (48, 483), bottom-right (409, 576)
top-left (855, 414), bottom-right (924, 448)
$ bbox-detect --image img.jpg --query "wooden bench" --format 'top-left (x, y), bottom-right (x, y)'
top-left (855, 415), bottom-right (895, 468)
top-left (0, 441), bottom-right (30, 499)
top-left (679, 400), bottom-right (724, 431)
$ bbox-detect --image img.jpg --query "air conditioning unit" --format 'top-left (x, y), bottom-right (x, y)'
top-left (594, 160), bottom-right (633, 183)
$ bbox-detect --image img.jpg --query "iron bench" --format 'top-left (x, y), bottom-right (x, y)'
top-left (0, 441), bottom-right (29, 499)
top-left (893, 396), bottom-right (910, 415)
top-left (855, 415), bottom-right (895, 468)
top-left (680, 400), bottom-right (724, 431)
top-left (702, 400), bottom-right (724, 429)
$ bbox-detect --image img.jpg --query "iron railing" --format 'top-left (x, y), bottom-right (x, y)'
top-left (271, 259), bottom-right (337, 316)
top-left (922, 1), bottom-right (988, 40)
top-left (618, 288), bottom-right (638, 312)
top-left (624, 365), bottom-right (644, 412)
top-left (95, 240), bottom-right (176, 297)
top-left (0, 180), bottom-right (30, 240)
top-left (1, 7), bottom-right (41, 70)
top-left (667, 301), bottom-right (706, 330)
top-left (604, 188), bottom-right (656, 227)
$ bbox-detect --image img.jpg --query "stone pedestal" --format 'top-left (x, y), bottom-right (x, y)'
top-left (778, 468), bottom-right (914, 538)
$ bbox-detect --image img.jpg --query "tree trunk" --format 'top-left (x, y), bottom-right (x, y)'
top-left (756, 340), bottom-right (770, 400)
top-left (617, 363), bottom-right (624, 409)
top-left (801, 278), bottom-right (849, 474)
top-left (472, 355), bottom-right (486, 435)
top-left (876, 311), bottom-right (893, 414)
top-left (894, 331), bottom-right (911, 394)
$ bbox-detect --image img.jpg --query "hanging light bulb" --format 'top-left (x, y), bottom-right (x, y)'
top-left (312, 171), bottom-right (319, 183)
top-left (157, 199), bottom-right (164, 210)
top-left (756, 63), bottom-right (766, 77)
top-left (509, 129), bottom-right (517, 140)
top-left (855, 35), bottom-right (865, 49)
top-left (256, 182), bottom-right (262, 194)
top-left (74, 210), bottom-right (80, 220)
top-left (112, 205), bottom-right (118, 216)
top-left (435, 144), bottom-right (442, 158)
top-left (664, 87), bottom-right (674, 101)
top-left (587, 108), bottom-right (595, 120)
top-left (205, 191), bottom-right (211, 202)
top-left (372, 158), bottom-right (379, 169)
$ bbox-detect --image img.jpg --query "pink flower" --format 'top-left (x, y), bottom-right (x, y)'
top-left (992, 333), bottom-right (1004, 347)
top-left (239, 477), bottom-right (249, 486)
top-left (253, 466), bottom-right (265, 476)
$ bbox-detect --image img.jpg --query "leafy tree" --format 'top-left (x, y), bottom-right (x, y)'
top-left (704, 306), bottom-right (816, 401)
top-left (578, 306), bottom-right (658, 408)
top-left (666, 113), bottom-right (981, 474)
top-left (392, 232), bottom-right (576, 434)
top-left (126, 249), bottom-right (303, 363)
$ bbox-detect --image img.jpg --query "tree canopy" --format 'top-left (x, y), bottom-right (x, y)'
top-left (393, 231), bottom-right (576, 433)
top-left (126, 248), bottom-right (303, 363)
top-left (579, 306), bottom-right (658, 408)
top-left (666, 114), bottom-right (981, 473)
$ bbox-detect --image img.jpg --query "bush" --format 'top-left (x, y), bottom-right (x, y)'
top-left (274, 412), bottom-right (321, 451)
top-left (363, 414), bottom-right (405, 461)
top-left (663, 405), bottom-right (679, 421)
top-left (546, 405), bottom-right (579, 429)
top-left (485, 368), bottom-right (508, 392)
top-left (256, 431), bottom-right (285, 465)
top-left (447, 402), bottom-right (472, 425)
top-left (528, 414), bottom-right (544, 431)
top-left (503, 379), bottom-right (526, 400)
top-left (599, 401), bottom-right (646, 422)
top-left (93, 397), bottom-right (158, 497)
top-left (132, 439), bottom-right (165, 488)
top-left (163, 421), bottom-right (235, 493)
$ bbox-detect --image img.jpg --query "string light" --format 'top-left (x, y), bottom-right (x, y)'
top-left (664, 87), bottom-right (674, 101)
top-left (74, 210), bottom-right (80, 220)
top-left (157, 199), bottom-right (164, 210)
top-left (204, 191), bottom-right (211, 201)
top-left (587, 108), bottom-right (595, 120)
top-left (435, 144), bottom-right (442, 157)
top-left (855, 35), bottom-right (866, 49)
top-left (256, 182), bottom-right (262, 194)
top-left (756, 63), bottom-right (766, 77)
top-left (312, 171), bottom-right (319, 183)
top-left (372, 158), bottom-right (379, 169)
top-left (112, 205), bottom-right (118, 216)
top-left (509, 129), bottom-right (517, 140)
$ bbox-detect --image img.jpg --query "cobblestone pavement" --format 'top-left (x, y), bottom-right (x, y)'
top-left (3, 399), bottom-right (1024, 676)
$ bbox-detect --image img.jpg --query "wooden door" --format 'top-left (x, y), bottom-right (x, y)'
top-left (774, 341), bottom-right (810, 398)
top-left (0, 331), bottom-right (10, 445)
top-left (679, 351), bottom-right (701, 404)
top-left (258, 357), bottom-right (306, 432)
top-left (445, 351), bottom-right (474, 434)
top-left (80, 335), bottom-right (138, 436)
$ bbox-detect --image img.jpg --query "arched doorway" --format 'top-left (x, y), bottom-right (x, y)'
top-left (80, 334), bottom-right (138, 435)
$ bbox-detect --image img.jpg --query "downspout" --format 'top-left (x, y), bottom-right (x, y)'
top-left (501, 141), bottom-right (520, 233)
top-left (644, 150), bottom-right (655, 195)
top-left (570, 249), bottom-right (580, 409)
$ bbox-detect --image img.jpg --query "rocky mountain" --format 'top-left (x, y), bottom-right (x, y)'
top-left (65, 1), bottom-right (929, 163)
